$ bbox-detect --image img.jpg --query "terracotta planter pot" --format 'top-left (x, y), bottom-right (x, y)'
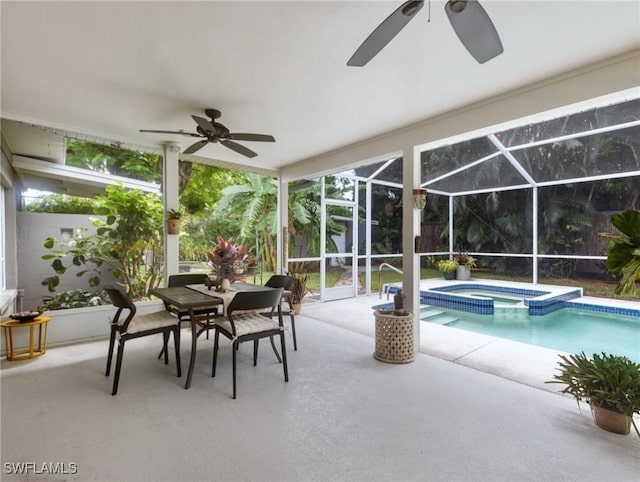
top-left (292, 303), bottom-right (302, 315)
top-left (167, 219), bottom-right (181, 235)
top-left (592, 405), bottom-right (630, 435)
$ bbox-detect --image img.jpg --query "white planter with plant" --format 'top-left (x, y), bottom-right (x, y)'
top-left (454, 251), bottom-right (476, 281)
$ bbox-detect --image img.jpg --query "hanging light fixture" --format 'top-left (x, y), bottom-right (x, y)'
top-left (413, 188), bottom-right (427, 210)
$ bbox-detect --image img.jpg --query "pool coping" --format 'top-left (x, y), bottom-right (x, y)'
top-left (382, 279), bottom-right (640, 318)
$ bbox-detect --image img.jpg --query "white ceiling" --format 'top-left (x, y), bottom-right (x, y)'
top-left (1, 1), bottom-right (639, 175)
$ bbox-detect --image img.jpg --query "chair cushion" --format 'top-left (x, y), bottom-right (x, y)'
top-left (123, 311), bottom-right (179, 335)
top-left (214, 313), bottom-right (281, 338)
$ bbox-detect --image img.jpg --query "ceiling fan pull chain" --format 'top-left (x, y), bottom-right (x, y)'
top-left (427, 0), bottom-right (431, 22)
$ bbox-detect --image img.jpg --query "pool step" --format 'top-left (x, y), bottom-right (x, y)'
top-left (420, 307), bottom-right (445, 319)
top-left (420, 306), bottom-right (459, 325)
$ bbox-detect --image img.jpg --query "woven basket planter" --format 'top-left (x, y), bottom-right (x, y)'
top-left (373, 310), bottom-right (415, 364)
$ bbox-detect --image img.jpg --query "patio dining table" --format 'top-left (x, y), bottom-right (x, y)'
top-left (151, 282), bottom-right (282, 389)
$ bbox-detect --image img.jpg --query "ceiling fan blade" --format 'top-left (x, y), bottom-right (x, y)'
top-left (192, 115), bottom-right (217, 134)
top-left (140, 129), bottom-right (202, 138)
top-left (347, 0), bottom-right (424, 67)
top-left (445, 0), bottom-right (503, 64)
top-left (183, 139), bottom-right (209, 155)
top-left (228, 133), bottom-right (275, 142)
top-left (221, 140), bottom-right (258, 158)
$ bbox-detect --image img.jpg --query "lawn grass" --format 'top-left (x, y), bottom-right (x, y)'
top-left (181, 262), bottom-right (635, 301)
top-left (367, 268), bottom-right (635, 301)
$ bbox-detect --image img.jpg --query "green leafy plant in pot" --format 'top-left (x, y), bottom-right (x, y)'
top-left (436, 259), bottom-right (458, 280)
top-left (547, 352), bottom-right (640, 437)
top-left (290, 274), bottom-right (309, 315)
top-left (454, 250), bottom-right (476, 281)
top-left (167, 208), bottom-right (183, 235)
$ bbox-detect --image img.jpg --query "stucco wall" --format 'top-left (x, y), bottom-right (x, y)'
top-left (17, 212), bottom-right (116, 310)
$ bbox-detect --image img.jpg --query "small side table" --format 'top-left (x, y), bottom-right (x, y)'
top-left (373, 310), bottom-right (415, 364)
top-left (1, 316), bottom-right (51, 361)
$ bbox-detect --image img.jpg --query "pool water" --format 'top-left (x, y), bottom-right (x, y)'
top-left (421, 307), bottom-right (640, 362)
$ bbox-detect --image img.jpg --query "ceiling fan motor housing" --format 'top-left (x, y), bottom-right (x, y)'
top-left (140, 107), bottom-right (275, 157)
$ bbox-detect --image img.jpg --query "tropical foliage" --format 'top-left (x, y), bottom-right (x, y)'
top-left (213, 174), bottom-right (278, 270)
top-left (66, 139), bottom-right (161, 183)
top-left (290, 274), bottom-right (310, 304)
top-left (436, 259), bottom-right (458, 273)
top-left (211, 174), bottom-right (344, 272)
top-left (41, 289), bottom-right (109, 311)
top-left (454, 250), bottom-right (476, 267)
top-left (547, 352), bottom-right (640, 437)
top-left (179, 163), bottom-right (245, 214)
top-left (602, 209), bottom-right (640, 296)
top-left (205, 236), bottom-right (250, 282)
top-left (24, 193), bottom-right (97, 214)
top-left (41, 184), bottom-right (164, 300)
top-left (179, 216), bottom-right (238, 261)
top-left (289, 180), bottom-right (343, 263)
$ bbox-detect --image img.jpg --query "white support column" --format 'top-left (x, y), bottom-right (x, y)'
top-left (278, 174), bottom-right (288, 275)
top-left (449, 197), bottom-right (454, 255)
top-left (532, 186), bottom-right (538, 284)
top-left (320, 178), bottom-right (326, 301)
top-left (402, 145), bottom-right (421, 354)
top-left (163, 142), bottom-right (181, 282)
top-left (365, 179), bottom-right (372, 295)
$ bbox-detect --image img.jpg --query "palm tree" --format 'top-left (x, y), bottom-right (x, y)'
top-left (213, 174), bottom-right (278, 270)
top-left (213, 175), bottom-right (343, 272)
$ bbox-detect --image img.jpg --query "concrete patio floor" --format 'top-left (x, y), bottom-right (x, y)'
top-left (1, 292), bottom-right (639, 481)
top-left (302, 293), bottom-right (564, 393)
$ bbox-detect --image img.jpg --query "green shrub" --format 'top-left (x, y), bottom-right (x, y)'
top-left (547, 352), bottom-right (640, 437)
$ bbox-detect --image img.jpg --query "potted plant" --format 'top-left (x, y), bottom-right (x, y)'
top-left (290, 274), bottom-right (309, 315)
top-left (205, 236), bottom-right (249, 283)
top-left (547, 352), bottom-right (640, 437)
top-left (167, 208), bottom-right (182, 235)
top-left (436, 259), bottom-right (458, 280)
top-left (454, 250), bottom-right (477, 281)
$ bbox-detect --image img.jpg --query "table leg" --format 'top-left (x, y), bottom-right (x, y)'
top-left (3, 327), bottom-right (13, 361)
top-left (184, 308), bottom-right (198, 389)
top-left (28, 325), bottom-right (35, 358)
top-left (38, 322), bottom-right (48, 355)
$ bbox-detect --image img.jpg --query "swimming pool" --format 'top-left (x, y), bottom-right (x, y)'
top-left (418, 283), bottom-right (582, 316)
top-left (379, 281), bottom-right (640, 362)
top-left (420, 305), bottom-right (640, 362)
